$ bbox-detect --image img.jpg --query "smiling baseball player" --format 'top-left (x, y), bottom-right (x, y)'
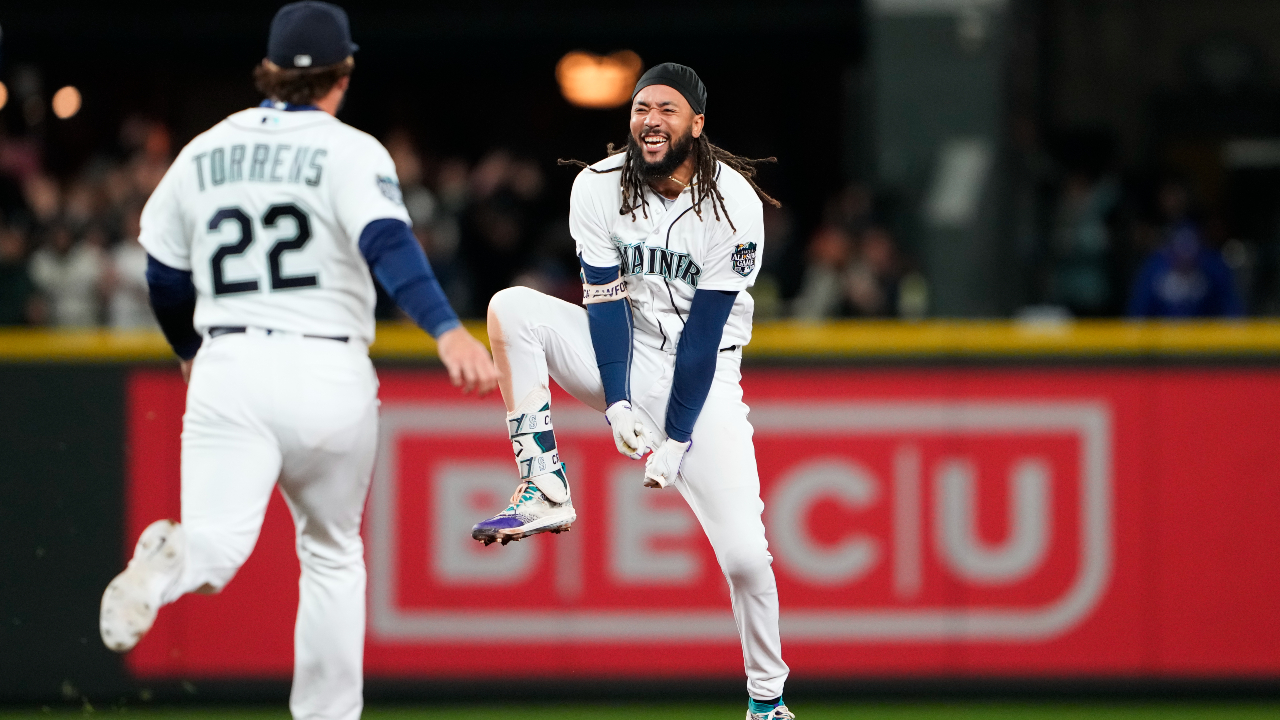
top-left (97, 4), bottom-right (497, 720)
top-left (472, 63), bottom-right (792, 720)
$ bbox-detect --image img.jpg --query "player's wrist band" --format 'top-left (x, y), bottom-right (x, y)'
top-left (582, 277), bottom-right (628, 304)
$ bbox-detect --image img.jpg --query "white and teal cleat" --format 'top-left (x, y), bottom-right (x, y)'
top-left (747, 699), bottom-right (795, 720)
top-left (470, 479), bottom-right (575, 546)
top-left (472, 387), bottom-right (575, 546)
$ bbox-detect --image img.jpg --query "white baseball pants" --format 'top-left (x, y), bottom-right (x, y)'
top-left (488, 286), bottom-right (789, 700)
top-left (163, 329), bottom-right (379, 720)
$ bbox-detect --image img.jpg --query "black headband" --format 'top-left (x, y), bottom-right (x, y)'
top-left (632, 62), bottom-right (707, 115)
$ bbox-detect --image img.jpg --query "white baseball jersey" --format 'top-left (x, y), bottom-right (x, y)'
top-left (139, 106), bottom-right (411, 346)
top-left (570, 153), bottom-right (764, 352)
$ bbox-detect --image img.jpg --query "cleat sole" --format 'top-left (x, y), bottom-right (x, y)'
top-left (472, 517), bottom-right (575, 546)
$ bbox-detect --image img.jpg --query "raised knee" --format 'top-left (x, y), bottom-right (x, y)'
top-left (487, 286), bottom-right (539, 326)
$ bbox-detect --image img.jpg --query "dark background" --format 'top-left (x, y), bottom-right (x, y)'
top-left (8, 1), bottom-right (1280, 319)
top-left (2, 1), bottom-right (863, 300)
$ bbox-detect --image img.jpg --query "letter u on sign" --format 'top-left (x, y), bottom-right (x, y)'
top-left (935, 457), bottom-right (1052, 584)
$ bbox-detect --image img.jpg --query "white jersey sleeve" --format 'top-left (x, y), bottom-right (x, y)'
top-left (330, 134), bottom-right (412, 244)
top-left (138, 150), bottom-right (194, 270)
top-left (571, 167), bottom-right (620, 269)
top-left (695, 172), bottom-right (764, 292)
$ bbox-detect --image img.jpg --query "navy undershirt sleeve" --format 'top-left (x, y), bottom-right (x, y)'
top-left (581, 256), bottom-right (633, 407)
top-left (145, 255), bottom-right (203, 361)
top-left (358, 218), bottom-right (461, 338)
top-left (665, 289), bottom-right (738, 443)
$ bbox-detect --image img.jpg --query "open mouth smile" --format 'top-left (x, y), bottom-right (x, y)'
top-left (642, 133), bottom-right (669, 151)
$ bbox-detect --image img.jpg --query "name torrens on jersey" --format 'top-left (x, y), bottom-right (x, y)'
top-left (190, 143), bottom-right (328, 191)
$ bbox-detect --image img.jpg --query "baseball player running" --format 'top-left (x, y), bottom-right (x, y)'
top-left (472, 63), bottom-right (792, 720)
top-left (98, 4), bottom-right (497, 719)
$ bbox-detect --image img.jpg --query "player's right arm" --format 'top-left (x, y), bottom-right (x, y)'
top-left (571, 171), bottom-right (649, 459)
top-left (138, 149), bottom-right (202, 380)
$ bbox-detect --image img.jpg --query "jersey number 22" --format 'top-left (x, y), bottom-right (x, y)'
top-left (209, 203), bottom-right (316, 296)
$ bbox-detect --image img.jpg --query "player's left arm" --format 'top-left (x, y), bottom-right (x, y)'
top-left (646, 185), bottom-right (763, 487)
top-left (644, 289), bottom-right (738, 487)
top-left (358, 218), bottom-right (496, 394)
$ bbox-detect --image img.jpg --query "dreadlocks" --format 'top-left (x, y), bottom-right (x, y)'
top-left (559, 133), bottom-right (779, 233)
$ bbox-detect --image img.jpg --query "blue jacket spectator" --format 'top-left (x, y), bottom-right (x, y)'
top-left (1126, 222), bottom-right (1243, 318)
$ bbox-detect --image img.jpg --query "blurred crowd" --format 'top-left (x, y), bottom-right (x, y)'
top-left (1026, 130), bottom-right (1247, 319)
top-left (0, 115), bottom-right (1254, 330)
top-left (783, 184), bottom-right (928, 321)
top-left (0, 116), bottom-right (170, 329)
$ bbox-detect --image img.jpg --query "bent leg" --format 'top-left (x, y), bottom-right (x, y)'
top-left (675, 369), bottom-right (788, 700)
top-left (169, 355), bottom-right (283, 604)
top-left (487, 285), bottom-right (605, 412)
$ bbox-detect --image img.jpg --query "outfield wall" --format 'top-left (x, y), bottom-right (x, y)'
top-left (4, 320), bottom-right (1280, 701)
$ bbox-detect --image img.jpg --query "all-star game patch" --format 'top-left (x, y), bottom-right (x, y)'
top-left (731, 241), bottom-right (758, 277)
top-left (377, 175), bottom-right (404, 205)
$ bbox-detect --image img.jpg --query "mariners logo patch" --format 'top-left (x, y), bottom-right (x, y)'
top-left (377, 175), bottom-right (404, 205)
top-left (731, 242), bottom-right (758, 277)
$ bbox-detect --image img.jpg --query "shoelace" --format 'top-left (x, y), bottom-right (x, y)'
top-left (509, 481), bottom-right (539, 506)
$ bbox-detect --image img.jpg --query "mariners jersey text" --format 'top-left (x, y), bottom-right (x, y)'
top-left (614, 238), bottom-right (703, 288)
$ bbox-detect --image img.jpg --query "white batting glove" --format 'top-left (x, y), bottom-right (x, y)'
top-left (604, 401), bottom-right (651, 460)
top-left (644, 438), bottom-right (690, 488)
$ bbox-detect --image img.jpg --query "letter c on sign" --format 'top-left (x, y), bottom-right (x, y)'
top-left (768, 459), bottom-right (881, 586)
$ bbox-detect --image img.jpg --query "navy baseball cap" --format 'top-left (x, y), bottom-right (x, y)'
top-left (267, 1), bottom-right (358, 69)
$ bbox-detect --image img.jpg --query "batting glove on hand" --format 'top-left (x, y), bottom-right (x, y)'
top-left (644, 438), bottom-right (691, 488)
top-left (605, 401), bottom-right (651, 460)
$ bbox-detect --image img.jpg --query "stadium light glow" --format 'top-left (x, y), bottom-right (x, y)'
top-left (0, 82), bottom-right (8, 111)
top-left (556, 50), bottom-right (643, 109)
top-left (52, 85), bottom-right (81, 119)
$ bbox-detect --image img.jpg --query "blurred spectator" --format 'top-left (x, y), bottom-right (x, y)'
top-left (103, 206), bottom-right (155, 329)
top-left (827, 183), bottom-right (875, 238)
top-left (792, 185), bottom-right (912, 319)
top-left (23, 174), bottom-right (61, 225)
top-left (1127, 220), bottom-right (1243, 318)
top-left (383, 130), bottom-right (472, 314)
top-left (847, 226), bottom-right (902, 316)
top-left (792, 222), bottom-right (909, 319)
top-left (511, 218), bottom-right (581, 304)
top-left (0, 224), bottom-right (36, 325)
top-left (748, 204), bottom-right (795, 320)
top-left (1046, 169), bottom-right (1120, 316)
top-left (64, 179), bottom-right (101, 231)
top-left (460, 149), bottom-right (547, 311)
top-left (121, 116), bottom-right (173, 199)
top-left (792, 223), bottom-right (853, 320)
top-left (29, 223), bottom-right (105, 327)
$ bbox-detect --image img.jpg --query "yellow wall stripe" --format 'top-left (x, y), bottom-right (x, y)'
top-left (1, 319), bottom-right (1279, 362)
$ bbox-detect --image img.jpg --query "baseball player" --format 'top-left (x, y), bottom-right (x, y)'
top-left (97, 4), bottom-right (497, 720)
top-left (472, 63), bottom-right (793, 720)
